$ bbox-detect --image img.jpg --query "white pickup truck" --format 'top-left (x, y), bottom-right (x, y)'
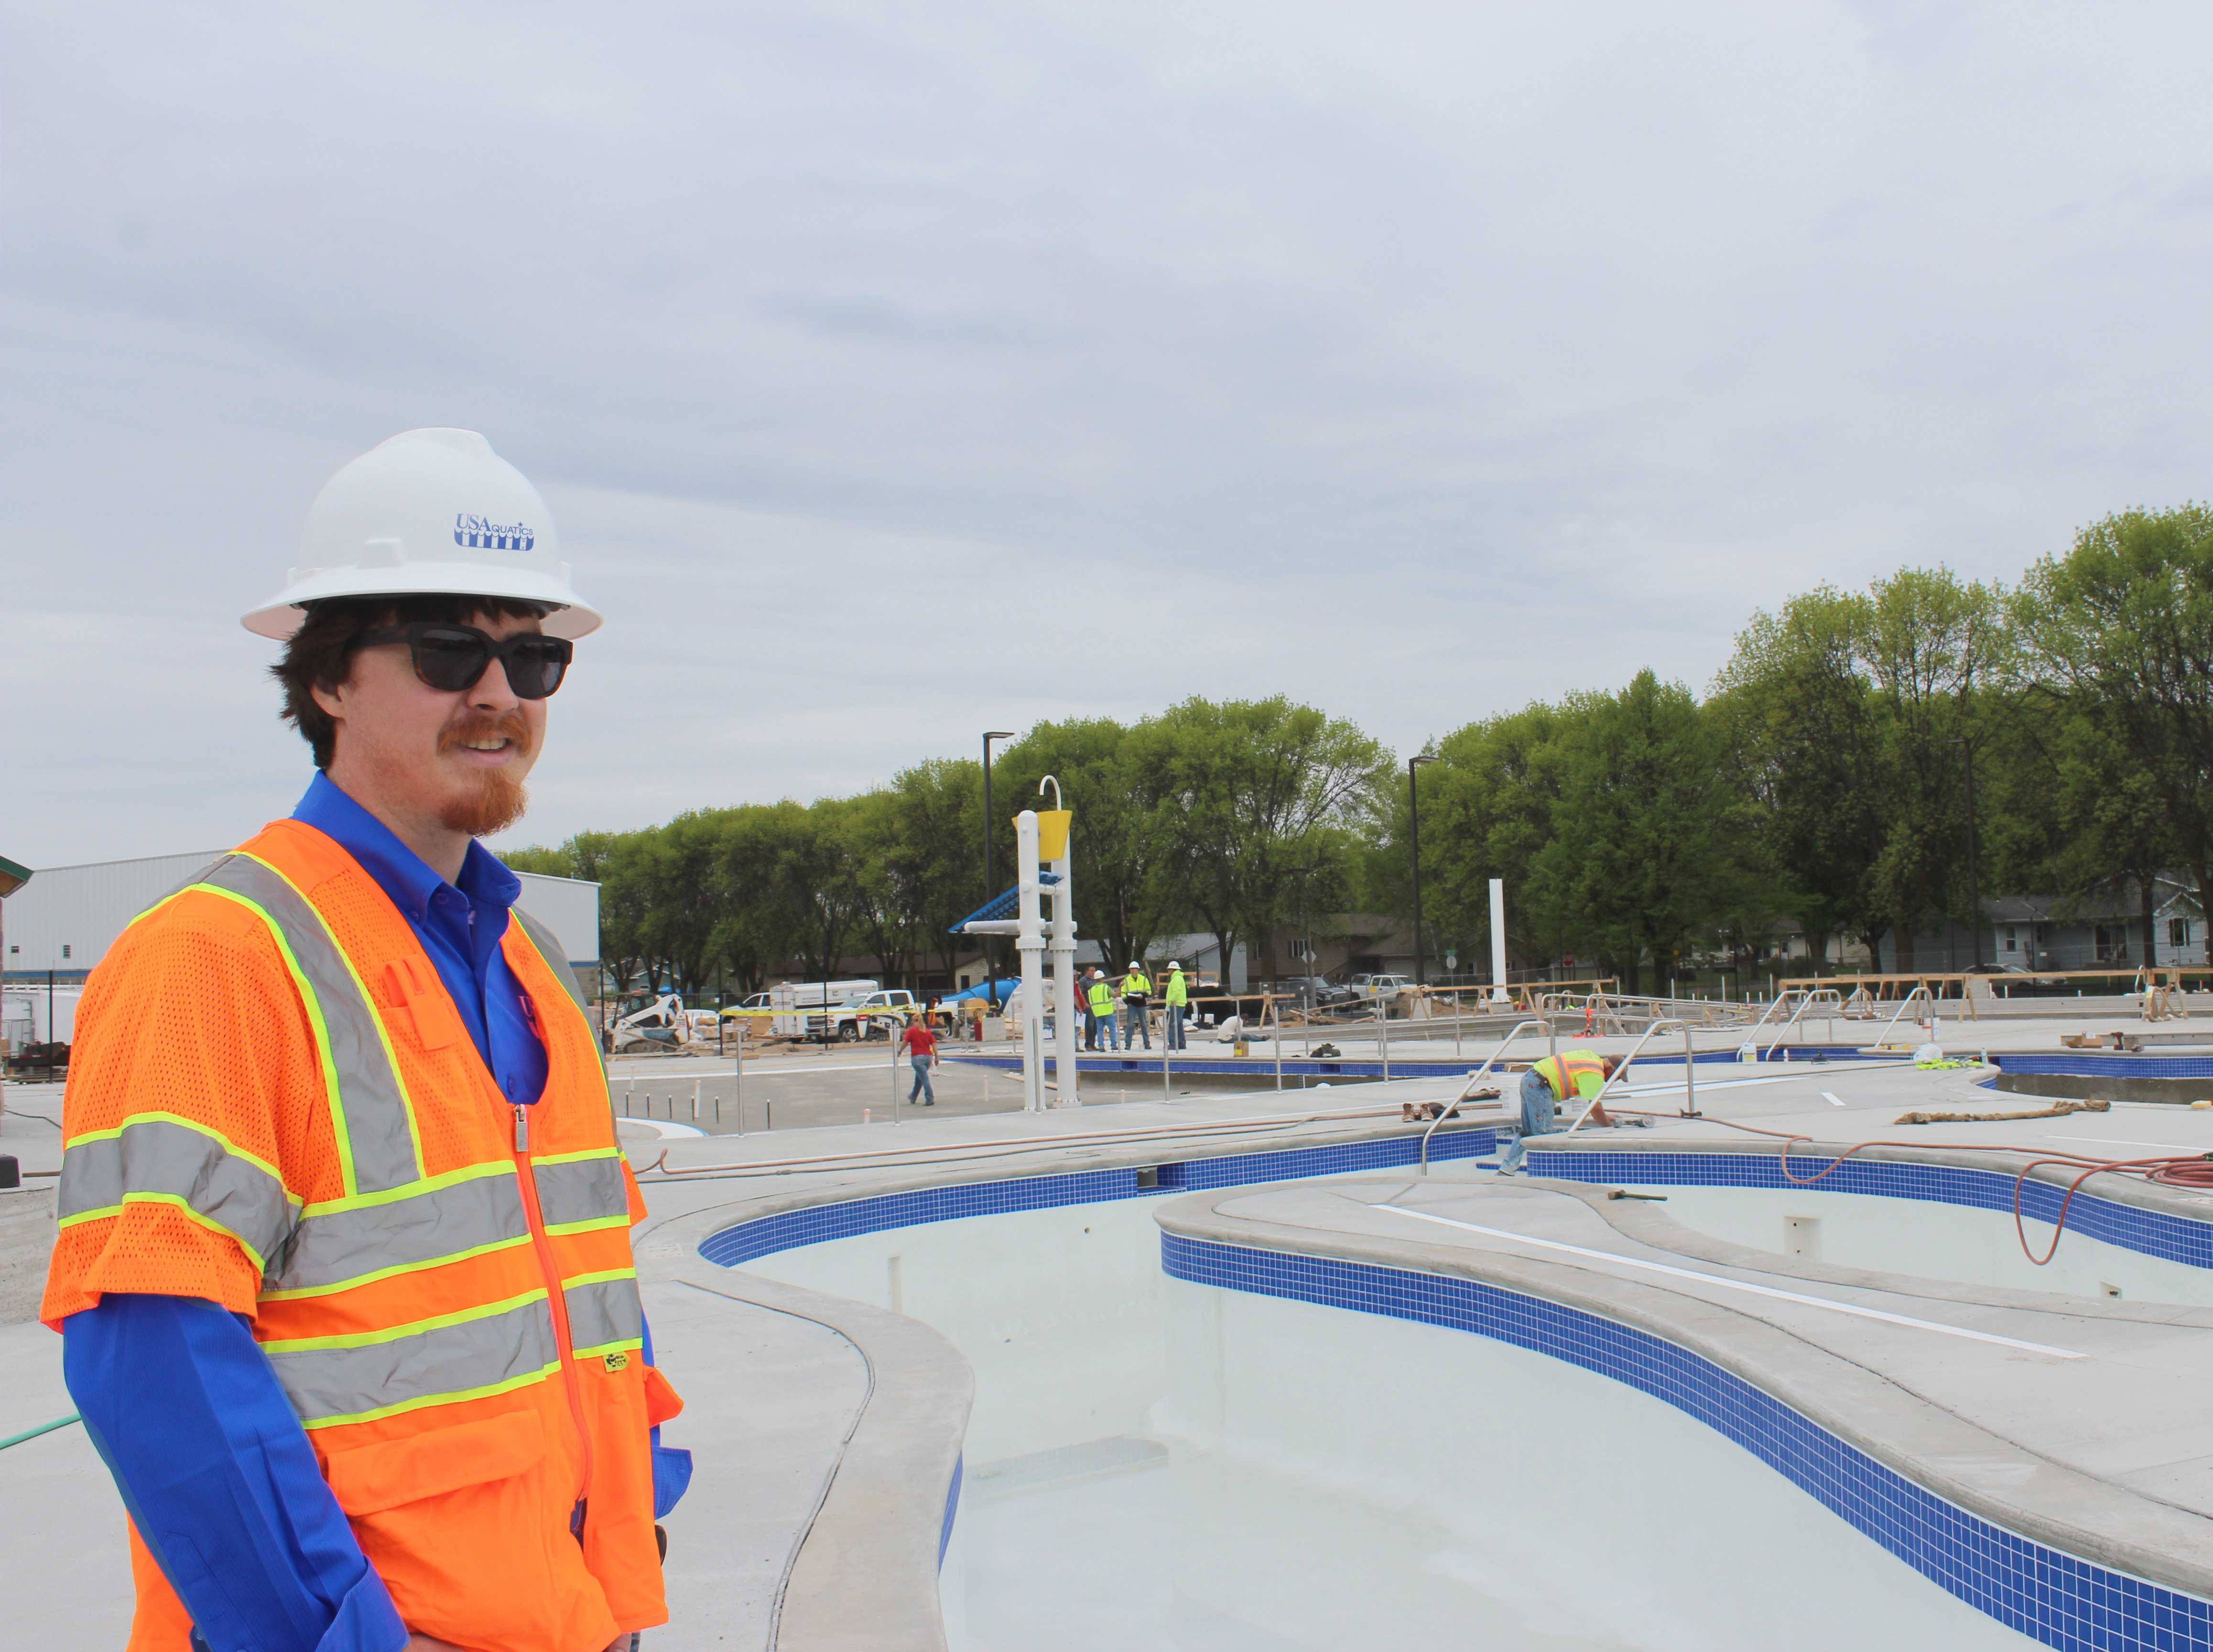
top-left (814, 989), bottom-right (919, 1043)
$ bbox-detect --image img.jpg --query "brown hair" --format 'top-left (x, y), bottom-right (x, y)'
top-left (272, 595), bottom-right (550, 769)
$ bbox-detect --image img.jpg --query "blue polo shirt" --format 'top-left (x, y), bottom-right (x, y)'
top-left (291, 771), bottom-right (549, 1109)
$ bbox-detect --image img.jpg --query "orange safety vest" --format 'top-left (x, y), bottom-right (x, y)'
top-left (1531, 1050), bottom-right (1609, 1103)
top-left (43, 820), bottom-right (676, 1652)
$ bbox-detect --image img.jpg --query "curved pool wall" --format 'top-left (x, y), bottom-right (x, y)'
top-left (1153, 1256), bottom-right (2036, 1651)
top-left (698, 1126), bottom-right (1501, 1270)
top-left (1157, 1225), bottom-right (2191, 1652)
top-left (692, 1125), bottom-right (2213, 1649)
top-left (1528, 1140), bottom-right (2213, 1291)
top-left (719, 1134), bottom-right (2038, 1651)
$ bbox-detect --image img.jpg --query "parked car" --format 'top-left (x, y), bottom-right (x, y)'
top-left (1278, 975), bottom-right (1359, 1011)
top-left (1349, 973), bottom-right (1415, 1000)
top-left (816, 988), bottom-right (919, 1042)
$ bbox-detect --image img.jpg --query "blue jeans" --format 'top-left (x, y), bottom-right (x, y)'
top-left (1166, 1004), bottom-right (1186, 1050)
top-left (908, 1057), bottom-right (934, 1103)
top-left (1500, 1069), bottom-right (1555, 1172)
top-left (1123, 1002), bottom-right (1151, 1049)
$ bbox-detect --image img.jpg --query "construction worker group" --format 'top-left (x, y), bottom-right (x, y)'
top-left (43, 430), bottom-right (684, 1652)
top-left (1083, 960), bottom-right (1189, 1052)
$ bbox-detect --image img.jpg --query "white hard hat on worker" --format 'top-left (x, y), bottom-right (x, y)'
top-left (242, 428), bottom-right (603, 638)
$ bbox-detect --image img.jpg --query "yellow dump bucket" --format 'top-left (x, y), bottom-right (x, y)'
top-left (1034, 810), bottom-right (1073, 861)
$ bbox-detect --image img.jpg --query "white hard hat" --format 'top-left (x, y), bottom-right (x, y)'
top-left (1129, 960), bottom-right (1142, 969)
top-left (1169, 961), bottom-right (1181, 969)
top-left (242, 428), bottom-right (603, 640)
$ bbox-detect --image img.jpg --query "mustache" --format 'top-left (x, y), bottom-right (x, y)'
top-left (437, 707), bottom-right (534, 758)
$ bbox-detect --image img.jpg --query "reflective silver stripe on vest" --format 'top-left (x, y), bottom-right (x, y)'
top-left (532, 1156), bottom-right (628, 1229)
top-left (196, 855), bottom-right (422, 1195)
top-left (563, 1275), bottom-right (644, 1354)
top-left (271, 1173), bottom-right (530, 1293)
top-left (509, 908), bottom-right (587, 1016)
top-left (58, 1119), bottom-right (297, 1269)
top-left (265, 1296), bottom-right (560, 1425)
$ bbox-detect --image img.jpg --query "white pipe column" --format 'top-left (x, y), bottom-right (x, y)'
top-left (1489, 878), bottom-right (1508, 1003)
top-left (1015, 810), bottom-right (1047, 1113)
top-left (1048, 835), bottom-right (1080, 1109)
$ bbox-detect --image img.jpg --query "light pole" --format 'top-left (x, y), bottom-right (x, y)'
top-left (983, 731), bottom-right (1016, 1010)
top-left (1952, 737), bottom-right (1981, 970)
top-left (1408, 755), bottom-right (1435, 986)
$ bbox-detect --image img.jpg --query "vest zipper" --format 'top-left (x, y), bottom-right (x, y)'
top-left (513, 1102), bottom-right (597, 1533)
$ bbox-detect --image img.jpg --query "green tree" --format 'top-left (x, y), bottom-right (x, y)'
top-left (2020, 504), bottom-right (2213, 938)
top-left (1858, 567), bottom-right (2013, 969)
top-left (1533, 672), bottom-right (1757, 993)
top-left (993, 717), bottom-right (1165, 975)
top-left (1128, 697), bottom-right (1388, 984)
top-left (1411, 704), bottom-right (1573, 982)
top-left (1713, 587), bottom-right (1888, 972)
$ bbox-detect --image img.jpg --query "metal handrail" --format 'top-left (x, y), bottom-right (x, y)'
top-left (1741, 988), bottom-right (1845, 1061)
top-left (1418, 1019), bottom-right (1550, 1174)
top-left (1868, 985), bottom-right (1933, 1048)
top-left (1564, 1017), bottom-right (1699, 1134)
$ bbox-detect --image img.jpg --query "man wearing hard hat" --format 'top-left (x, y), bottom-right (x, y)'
top-left (44, 431), bottom-right (685, 1652)
top-left (1163, 961), bottom-right (1189, 1051)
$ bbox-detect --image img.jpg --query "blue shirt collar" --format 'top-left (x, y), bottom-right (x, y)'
top-left (292, 771), bottom-right (521, 921)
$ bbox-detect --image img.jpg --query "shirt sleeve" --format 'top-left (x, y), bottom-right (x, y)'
top-left (65, 1293), bottom-right (409, 1652)
top-left (639, 1314), bottom-right (693, 1519)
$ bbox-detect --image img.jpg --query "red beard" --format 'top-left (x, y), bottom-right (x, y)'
top-left (436, 708), bottom-right (534, 837)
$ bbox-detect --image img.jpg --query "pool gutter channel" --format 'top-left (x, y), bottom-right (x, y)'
top-left (1153, 1173), bottom-right (2213, 1604)
top-left (632, 1114), bottom-right (1496, 1651)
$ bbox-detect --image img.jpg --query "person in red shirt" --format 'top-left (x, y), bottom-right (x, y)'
top-left (900, 1015), bottom-right (940, 1105)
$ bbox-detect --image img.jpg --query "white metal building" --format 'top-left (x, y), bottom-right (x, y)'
top-left (2, 850), bottom-right (600, 1044)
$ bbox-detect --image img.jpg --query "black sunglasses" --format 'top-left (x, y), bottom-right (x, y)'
top-left (352, 623), bottom-right (574, 699)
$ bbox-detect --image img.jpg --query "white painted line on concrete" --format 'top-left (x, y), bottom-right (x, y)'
top-left (1822, 1092), bottom-right (1847, 1107)
top-left (2043, 1135), bottom-right (2208, 1155)
top-left (1372, 1203), bottom-right (2085, 1359)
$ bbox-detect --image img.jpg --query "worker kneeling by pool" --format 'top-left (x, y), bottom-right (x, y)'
top-left (1498, 1049), bottom-right (1621, 1174)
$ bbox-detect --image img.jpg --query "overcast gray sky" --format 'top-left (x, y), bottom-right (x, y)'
top-left (8, 1), bottom-right (2213, 867)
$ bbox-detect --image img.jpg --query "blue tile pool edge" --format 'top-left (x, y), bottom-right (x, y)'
top-left (695, 1123), bottom-right (1498, 1576)
top-left (1163, 1230), bottom-right (2213, 1652)
top-left (1527, 1147), bottom-right (2213, 1276)
top-left (696, 1125), bottom-right (1500, 1269)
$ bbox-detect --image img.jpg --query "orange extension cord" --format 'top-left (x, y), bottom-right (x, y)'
top-left (1610, 1110), bottom-right (2213, 1267)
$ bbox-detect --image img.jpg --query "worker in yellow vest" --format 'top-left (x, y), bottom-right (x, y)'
top-left (1085, 968), bottom-right (1118, 1051)
top-left (1499, 1048), bottom-right (1621, 1174)
top-left (1163, 962), bottom-right (1189, 1050)
top-left (1121, 961), bottom-right (1153, 1050)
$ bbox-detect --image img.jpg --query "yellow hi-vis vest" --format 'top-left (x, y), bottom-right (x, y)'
top-left (1086, 978), bottom-right (1116, 1015)
top-left (1124, 970), bottom-right (1151, 1000)
top-left (1165, 970), bottom-right (1188, 1006)
top-left (1532, 1050), bottom-right (1609, 1102)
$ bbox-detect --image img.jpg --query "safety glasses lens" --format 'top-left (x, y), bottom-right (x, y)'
top-left (408, 629), bottom-right (492, 691)
top-left (504, 638), bottom-right (569, 699)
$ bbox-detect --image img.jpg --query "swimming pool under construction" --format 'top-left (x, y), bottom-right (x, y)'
top-left (13, 1025), bottom-right (2213, 1648)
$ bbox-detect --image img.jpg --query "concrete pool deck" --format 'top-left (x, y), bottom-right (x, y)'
top-left (11, 1039), bottom-right (2213, 1646)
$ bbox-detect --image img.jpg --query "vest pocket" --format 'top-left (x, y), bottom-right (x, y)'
top-left (325, 1411), bottom-right (565, 1651)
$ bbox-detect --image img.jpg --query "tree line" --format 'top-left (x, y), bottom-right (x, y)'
top-left (505, 505), bottom-right (2213, 997)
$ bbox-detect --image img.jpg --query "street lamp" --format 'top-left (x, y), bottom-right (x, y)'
top-left (1408, 755), bottom-right (1436, 986)
top-left (983, 731), bottom-right (1016, 1010)
top-left (1951, 736), bottom-right (1981, 971)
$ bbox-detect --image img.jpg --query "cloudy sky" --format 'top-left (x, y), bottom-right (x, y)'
top-left (7, 1), bottom-right (2213, 867)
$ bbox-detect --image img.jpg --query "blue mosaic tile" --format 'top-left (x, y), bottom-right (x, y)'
top-left (1525, 1150), bottom-right (2213, 1275)
top-left (696, 1126), bottom-right (1500, 1269)
top-left (1162, 1232), bottom-right (2213, 1651)
top-left (1998, 1054), bottom-right (2213, 1080)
